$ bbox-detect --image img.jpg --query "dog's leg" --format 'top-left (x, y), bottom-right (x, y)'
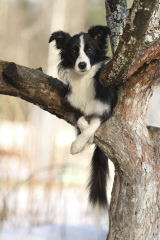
top-left (77, 116), bottom-right (94, 144)
top-left (88, 135), bottom-right (94, 144)
top-left (71, 117), bottom-right (101, 154)
top-left (77, 116), bottom-right (89, 132)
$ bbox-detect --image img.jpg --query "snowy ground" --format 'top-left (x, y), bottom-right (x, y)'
top-left (0, 224), bottom-right (107, 240)
top-left (0, 225), bottom-right (159, 240)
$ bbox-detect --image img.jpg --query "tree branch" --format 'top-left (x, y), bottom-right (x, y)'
top-left (100, 0), bottom-right (159, 87)
top-left (105, 0), bottom-right (128, 53)
top-left (0, 61), bottom-right (77, 125)
top-left (128, 39), bottom-right (160, 78)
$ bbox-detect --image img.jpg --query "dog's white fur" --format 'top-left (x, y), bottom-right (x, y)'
top-left (77, 116), bottom-right (89, 132)
top-left (77, 116), bottom-right (94, 144)
top-left (71, 117), bottom-right (101, 154)
top-left (75, 35), bottom-right (91, 73)
top-left (67, 65), bottom-right (110, 117)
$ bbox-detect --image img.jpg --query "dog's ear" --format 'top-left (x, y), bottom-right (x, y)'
top-left (49, 31), bottom-right (71, 49)
top-left (88, 26), bottom-right (110, 47)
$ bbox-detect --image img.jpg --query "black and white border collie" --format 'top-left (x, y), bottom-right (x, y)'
top-left (49, 25), bottom-right (117, 207)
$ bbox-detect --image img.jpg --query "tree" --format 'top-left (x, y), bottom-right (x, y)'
top-left (0, 0), bottom-right (160, 239)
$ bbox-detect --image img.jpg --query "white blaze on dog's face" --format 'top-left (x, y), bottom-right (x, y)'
top-left (74, 35), bottom-right (91, 73)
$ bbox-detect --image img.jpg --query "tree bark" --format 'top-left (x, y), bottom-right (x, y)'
top-left (0, 61), bottom-right (77, 125)
top-left (95, 59), bottom-right (160, 240)
top-left (105, 0), bottom-right (128, 53)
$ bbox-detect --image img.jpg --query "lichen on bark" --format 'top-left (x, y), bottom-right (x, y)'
top-left (105, 0), bottom-right (128, 53)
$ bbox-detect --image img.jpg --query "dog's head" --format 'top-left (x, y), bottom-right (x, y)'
top-left (49, 26), bottom-right (110, 74)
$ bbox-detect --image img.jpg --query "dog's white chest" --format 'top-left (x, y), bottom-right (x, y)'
top-left (67, 72), bottom-right (109, 116)
top-left (67, 74), bottom-right (95, 113)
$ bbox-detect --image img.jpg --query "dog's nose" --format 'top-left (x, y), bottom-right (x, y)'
top-left (78, 62), bottom-right (87, 70)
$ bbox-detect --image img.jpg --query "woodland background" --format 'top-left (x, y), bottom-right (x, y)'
top-left (0, 0), bottom-right (159, 239)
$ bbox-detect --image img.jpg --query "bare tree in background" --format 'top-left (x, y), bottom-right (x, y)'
top-left (0, 0), bottom-right (160, 239)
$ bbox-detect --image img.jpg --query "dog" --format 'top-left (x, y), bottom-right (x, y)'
top-left (49, 25), bottom-right (117, 207)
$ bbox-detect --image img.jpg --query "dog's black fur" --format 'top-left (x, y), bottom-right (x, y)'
top-left (49, 25), bottom-right (117, 207)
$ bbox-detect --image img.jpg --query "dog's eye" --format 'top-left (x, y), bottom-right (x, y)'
top-left (72, 46), bottom-right (79, 56)
top-left (85, 46), bottom-right (92, 54)
top-left (87, 48), bottom-right (92, 53)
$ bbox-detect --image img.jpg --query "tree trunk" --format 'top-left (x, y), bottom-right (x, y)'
top-left (100, 2), bottom-right (160, 238)
top-left (95, 60), bottom-right (160, 239)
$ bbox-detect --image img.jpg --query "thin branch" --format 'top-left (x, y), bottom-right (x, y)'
top-left (100, 0), bottom-right (159, 87)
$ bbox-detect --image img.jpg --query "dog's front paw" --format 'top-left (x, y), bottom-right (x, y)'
top-left (77, 117), bottom-right (88, 132)
top-left (70, 141), bottom-right (82, 155)
top-left (70, 139), bottom-right (85, 155)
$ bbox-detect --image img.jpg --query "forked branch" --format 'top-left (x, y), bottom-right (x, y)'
top-left (101, 0), bottom-right (159, 87)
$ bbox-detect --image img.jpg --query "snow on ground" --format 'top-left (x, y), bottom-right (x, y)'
top-left (0, 224), bottom-right (107, 240)
top-left (1, 225), bottom-right (159, 240)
